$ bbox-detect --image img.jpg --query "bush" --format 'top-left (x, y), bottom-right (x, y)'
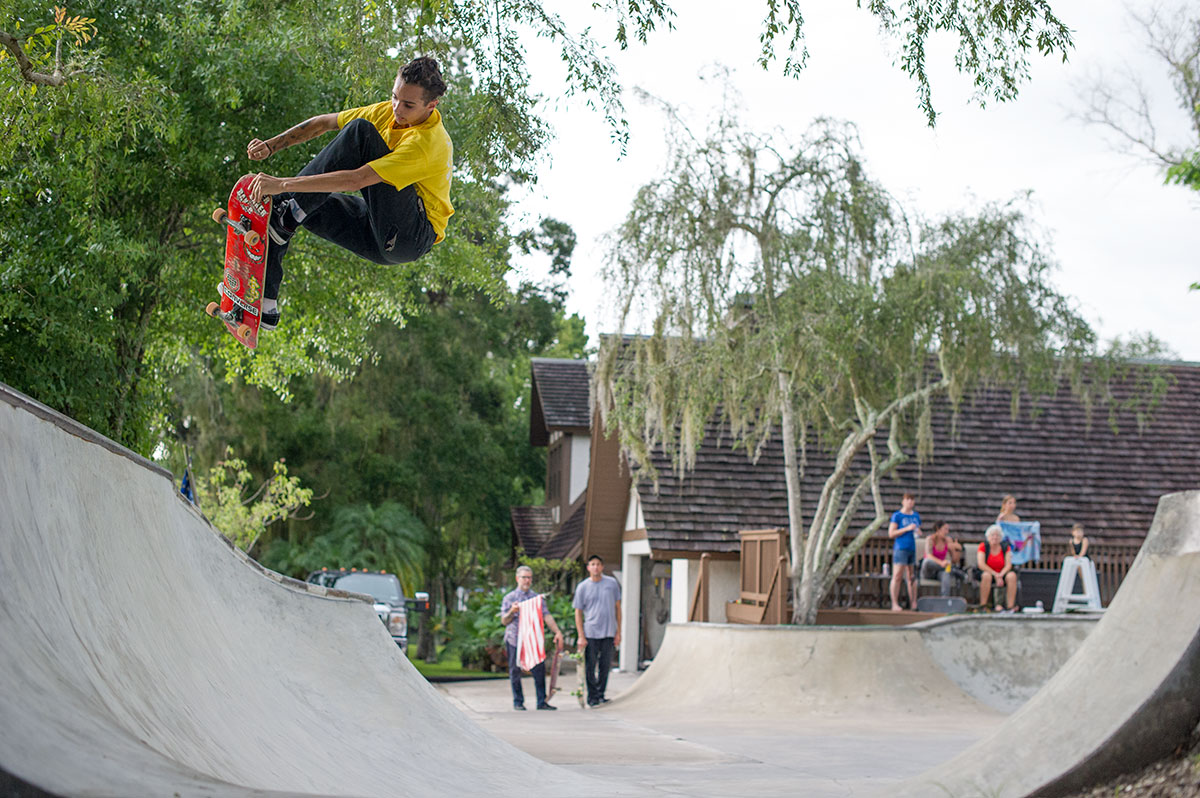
top-left (445, 582), bottom-right (578, 672)
top-left (445, 587), bottom-right (507, 671)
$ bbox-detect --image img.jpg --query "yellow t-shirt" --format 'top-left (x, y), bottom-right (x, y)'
top-left (336, 102), bottom-right (454, 243)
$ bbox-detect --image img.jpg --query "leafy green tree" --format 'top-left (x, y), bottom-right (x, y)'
top-left (597, 106), bottom-right (1162, 623)
top-left (195, 450), bottom-right (314, 553)
top-left (0, 0), bottom-right (554, 453)
top-left (261, 501), bottom-right (427, 595)
top-left (0, 5), bottom-right (96, 86)
top-left (465, 0), bottom-right (1075, 129)
top-left (168, 275), bottom-right (586, 657)
top-left (0, 0), bottom-right (1077, 457)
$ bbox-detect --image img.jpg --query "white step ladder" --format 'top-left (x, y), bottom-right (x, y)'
top-left (1052, 556), bottom-right (1103, 613)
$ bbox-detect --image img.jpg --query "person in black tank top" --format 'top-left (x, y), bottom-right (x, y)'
top-left (1069, 524), bottom-right (1089, 559)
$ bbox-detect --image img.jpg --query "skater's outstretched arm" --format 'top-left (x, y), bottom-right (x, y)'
top-left (247, 113), bottom-right (340, 161)
top-left (249, 166), bottom-right (382, 203)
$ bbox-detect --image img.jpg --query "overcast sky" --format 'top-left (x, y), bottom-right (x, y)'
top-left (506, 0), bottom-right (1199, 361)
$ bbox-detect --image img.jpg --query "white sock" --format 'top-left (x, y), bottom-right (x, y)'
top-left (262, 298), bottom-right (278, 314)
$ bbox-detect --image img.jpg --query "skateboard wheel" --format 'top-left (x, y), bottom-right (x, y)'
top-left (236, 323), bottom-right (252, 339)
top-left (205, 302), bottom-right (220, 318)
top-left (244, 230), bottom-right (260, 247)
top-left (212, 208), bottom-right (227, 224)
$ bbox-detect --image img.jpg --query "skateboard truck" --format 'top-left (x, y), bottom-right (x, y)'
top-left (205, 295), bottom-right (252, 340)
top-left (211, 207), bottom-right (261, 248)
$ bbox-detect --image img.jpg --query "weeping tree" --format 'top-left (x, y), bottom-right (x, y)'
top-left (597, 107), bottom-right (1159, 624)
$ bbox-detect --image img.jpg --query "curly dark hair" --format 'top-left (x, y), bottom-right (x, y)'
top-left (399, 56), bottom-right (447, 103)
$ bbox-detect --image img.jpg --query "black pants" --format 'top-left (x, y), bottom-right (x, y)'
top-left (583, 637), bottom-right (614, 704)
top-left (265, 118), bottom-right (437, 299)
top-left (506, 642), bottom-right (547, 708)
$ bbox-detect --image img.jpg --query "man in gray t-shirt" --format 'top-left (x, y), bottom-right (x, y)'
top-left (573, 554), bottom-right (621, 706)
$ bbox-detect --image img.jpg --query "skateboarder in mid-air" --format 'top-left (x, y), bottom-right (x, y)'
top-left (240, 55), bottom-right (453, 330)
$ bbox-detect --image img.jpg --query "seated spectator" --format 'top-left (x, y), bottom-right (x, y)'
top-left (977, 525), bottom-right (1018, 612)
top-left (920, 521), bottom-right (967, 597)
top-left (1069, 524), bottom-right (1090, 559)
top-left (997, 494), bottom-right (1020, 523)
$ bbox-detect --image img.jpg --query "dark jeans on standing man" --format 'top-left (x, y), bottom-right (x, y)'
top-left (583, 636), bottom-right (614, 705)
top-left (265, 117), bottom-right (437, 300)
top-left (506, 642), bottom-right (547, 709)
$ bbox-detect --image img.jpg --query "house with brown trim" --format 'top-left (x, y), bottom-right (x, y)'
top-left (514, 358), bottom-right (1200, 672)
top-left (511, 359), bottom-right (592, 562)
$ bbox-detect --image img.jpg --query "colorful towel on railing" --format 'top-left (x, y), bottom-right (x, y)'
top-left (516, 595), bottom-right (546, 671)
top-left (1000, 521), bottom-right (1041, 566)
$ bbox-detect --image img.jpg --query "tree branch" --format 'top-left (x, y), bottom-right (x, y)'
top-left (0, 30), bottom-right (70, 86)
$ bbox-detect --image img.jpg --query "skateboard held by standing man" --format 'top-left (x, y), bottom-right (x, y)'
top-left (573, 554), bottom-right (622, 708)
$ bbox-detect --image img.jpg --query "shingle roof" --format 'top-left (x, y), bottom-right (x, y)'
top-left (510, 506), bottom-right (556, 556)
top-left (530, 359), bottom-right (591, 446)
top-left (540, 501), bottom-right (586, 560)
top-left (638, 363), bottom-right (1200, 554)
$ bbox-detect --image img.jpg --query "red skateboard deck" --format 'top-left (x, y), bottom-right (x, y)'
top-left (206, 175), bottom-right (271, 349)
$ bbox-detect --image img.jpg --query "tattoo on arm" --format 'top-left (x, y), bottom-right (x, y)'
top-left (268, 116), bottom-right (333, 154)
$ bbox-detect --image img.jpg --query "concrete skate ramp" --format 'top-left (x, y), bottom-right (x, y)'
top-left (918, 614), bottom-right (1096, 712)
top-left (0, 384), bottom-right (609, 798)
top-left (617, 614), bottom-right (1095, 718)
top-left (891, 490), bottom-right (1200, 798)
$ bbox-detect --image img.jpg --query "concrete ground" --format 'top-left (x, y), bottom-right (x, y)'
top-left (4, 382), bottom-right (1198, 798)
top-left (440, 665), bottom-right (999, 797)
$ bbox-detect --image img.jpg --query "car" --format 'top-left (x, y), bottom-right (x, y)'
top-left (307, 569), bottom-right (409, 654)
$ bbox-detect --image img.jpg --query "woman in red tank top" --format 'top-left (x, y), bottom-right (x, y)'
top-left (977, 525), bottom-right (1017, 611)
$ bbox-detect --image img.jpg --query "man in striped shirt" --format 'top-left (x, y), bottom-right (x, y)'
top-left (500, 565), bottom-right (565, 711)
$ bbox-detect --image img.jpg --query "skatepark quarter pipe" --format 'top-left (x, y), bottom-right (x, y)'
top-left (0, 384), bottom-right (625, 797)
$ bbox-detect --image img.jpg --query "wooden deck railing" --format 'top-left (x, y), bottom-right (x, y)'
top-left (840, 537), bottom-right (1141, 606)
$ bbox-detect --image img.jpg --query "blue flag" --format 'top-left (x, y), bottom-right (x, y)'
top-left (179, 462), bottom-right (199, 507)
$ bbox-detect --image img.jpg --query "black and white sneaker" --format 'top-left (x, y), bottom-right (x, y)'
top-left (260, 307), bottom-right (280, 331)
top-left (268, 200), bottom-right (298, 247)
